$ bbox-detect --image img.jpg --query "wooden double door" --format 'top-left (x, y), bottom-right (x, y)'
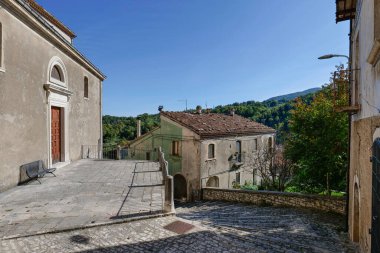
top-left (51, 107), bottom-right (62, 164)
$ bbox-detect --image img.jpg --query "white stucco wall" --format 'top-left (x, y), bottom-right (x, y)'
top-left (200, 133), bottom-right (275, 189)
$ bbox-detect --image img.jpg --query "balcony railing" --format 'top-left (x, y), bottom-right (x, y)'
top-left (332, 69), bottom-right (360, 113)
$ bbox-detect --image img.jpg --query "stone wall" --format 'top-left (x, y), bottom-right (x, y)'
top-left (202, 188), bottom-right (346, 215)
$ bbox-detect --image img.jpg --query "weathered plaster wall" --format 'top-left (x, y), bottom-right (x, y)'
top-left (349, 1), bottom-right (380, 252)
top-left (203, 188), bottom-right (346, 215)
top-left (352, 0), bottom-right (379, 120)
top-left (0, 4), bottom-right (101, 192)
top-left (129, 116), bottom-right (201, 201)
top-left (349, 117), bottom-right (380, 252)
top-left (200, 134), bottom-right (275, 189)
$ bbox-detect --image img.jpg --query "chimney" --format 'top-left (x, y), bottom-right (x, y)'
top-left (230, 109), bottom-right (235, 117)
top-left (137, 120), bottom-right (141, 137)
top-left (196, 105), bottom-right (202, 114)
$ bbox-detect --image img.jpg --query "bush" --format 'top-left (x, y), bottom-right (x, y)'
top-left (240, 181), bottom-right (259, 191)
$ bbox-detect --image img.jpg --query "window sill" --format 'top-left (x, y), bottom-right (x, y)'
top-left (206, 158), bottom-right (216, 162)
top-left (84, 97), bottom-right (89, 101)
top-left (0, 67), bottom-right (5, 73)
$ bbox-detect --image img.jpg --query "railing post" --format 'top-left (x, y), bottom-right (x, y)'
top-left (98, 139), bottom-right (102, 159)
top-left (164, 175), bottom-right (175, 213)
top-left (116, 145), bottom-right (121, 160)
top-left (157, 146), bottom-right (175, 214)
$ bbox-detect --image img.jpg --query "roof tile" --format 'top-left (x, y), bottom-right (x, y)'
top-left (161, 111), bottom-right (275, 139)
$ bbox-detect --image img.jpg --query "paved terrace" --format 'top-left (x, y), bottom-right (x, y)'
top-left (0, 201), bottom-right (357, 252)
top-left (0, 159), bottom-right (165, 239)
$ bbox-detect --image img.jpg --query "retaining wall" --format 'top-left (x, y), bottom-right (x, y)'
top-left (202, 188), bottom-right (346, 215)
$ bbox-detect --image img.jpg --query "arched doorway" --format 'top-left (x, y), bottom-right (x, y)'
top-left (206, 176), bottom-right (219, 187)
top-left (353, 183), bottom-right (360, 242)
top-left (174, 174), bottom-right (187, 200)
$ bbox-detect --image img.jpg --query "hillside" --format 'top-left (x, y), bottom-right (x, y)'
top-left (265, 87), bottom-right (321, 102)
top-left (103, 90), bottom-right (317, 144)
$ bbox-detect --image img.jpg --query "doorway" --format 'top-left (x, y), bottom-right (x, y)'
top-left (51, 107), bottom-right (61, 164)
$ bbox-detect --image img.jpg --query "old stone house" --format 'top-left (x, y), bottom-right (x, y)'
top-left (335, 0), bottom-right (380, 252)
top-left (0, 0), bottom-right (105, 192)
top-left (129, 109), bottom-right (276, 201)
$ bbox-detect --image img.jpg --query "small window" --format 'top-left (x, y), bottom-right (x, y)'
top-left (208, 144), bottom-right (215, 159)
top-left (268, 137), bottom-right (274, 152)
top-left (172, 141), bottom-right (180, 156)
top-left (146, 152), bottom-right (151, 160)
top-left (253, 139), bottom-right (257, 151)
top-left (236, 172), bottom-right (241, 184)
top-left (84, 77), bottom-right (89, 98)
top-left (51, 65), bottom-right (64, 82)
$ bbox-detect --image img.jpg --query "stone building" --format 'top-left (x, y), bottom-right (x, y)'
top-left (129, 109), bottom-right (276, 201)
top-left (335, 0), bottom-right (380, 252)
top-left (0, 0), bottom-right (105, 192)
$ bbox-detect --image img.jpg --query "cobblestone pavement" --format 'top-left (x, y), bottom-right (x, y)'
top-left (0, 160), bottom-right (164, 239)
top-left (0, 201), bottom-right (358, 253)
top-left (176, 201), bottom-right (358, 253)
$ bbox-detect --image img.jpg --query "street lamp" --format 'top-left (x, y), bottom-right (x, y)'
top-left (318, 54), bottom-right (349, 60)
top-left (318, 52), bottom-right (351, 233)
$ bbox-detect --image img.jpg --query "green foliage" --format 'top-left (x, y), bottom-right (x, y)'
top-left (285, 65), bottom-right (348, 194)
top-left (211, 93), bottom-right (315, 143)
top-left (241, 181), bottom-right (259, 191)
top-left (102, 114), bottom-right (159, 145)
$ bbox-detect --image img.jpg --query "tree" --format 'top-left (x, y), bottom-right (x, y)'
top-left (244, 145), bottom-right (293, 191)
top-left (285, 65), bottom-right (348, 194)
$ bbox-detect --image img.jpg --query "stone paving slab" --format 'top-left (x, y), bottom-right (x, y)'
top-left (0, 201), bottom-right (358, 253)
top-left (0, 159), bottom-right (164, 239)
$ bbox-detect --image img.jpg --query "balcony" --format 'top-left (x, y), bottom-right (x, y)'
top-left (332, 69), bottom-right (360, 114)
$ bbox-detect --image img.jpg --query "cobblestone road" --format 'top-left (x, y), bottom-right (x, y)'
top-left (0, 201), bottom-right (358, 253)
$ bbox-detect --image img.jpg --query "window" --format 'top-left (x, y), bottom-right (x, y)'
top-left (236, 172), bottom-right (241, 185)
top-left (268, 137), bottom-right (274, 153)
top-left (236, 140), bottom-right (242, 162)
top-left (51, 65), bottom-right (64, 82)
top-left (146, 152), bottom-right (151, 160)
top-left (253, 139), bottom-right (258, 151)
top-left (48, 57), bottom-right (67, 87)
top-left (84, 77), bottom-right (89, 98)
top-left (208, 144), bottom-right (215, 159)
top-left (172, 141), bottom-right (180, 156)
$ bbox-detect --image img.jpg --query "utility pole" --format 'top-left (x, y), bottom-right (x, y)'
top-left (178, 99), bottom-right (188, 111)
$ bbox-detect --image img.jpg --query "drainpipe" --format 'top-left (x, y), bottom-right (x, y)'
top-left (346, 19), bottom-right (353, 233)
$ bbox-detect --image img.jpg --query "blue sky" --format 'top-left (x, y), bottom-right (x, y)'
top-left (38, 0), bottom-right (349, 116)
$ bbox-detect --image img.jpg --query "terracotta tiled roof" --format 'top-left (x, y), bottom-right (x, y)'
top-left (25, 0), bottom-right (76, 39)
top-left (161, 111), bottom-right (275, 139)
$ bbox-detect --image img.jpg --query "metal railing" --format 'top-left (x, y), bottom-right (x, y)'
top-left (332, 69), bottom-right (360, 113)
top-left (81, 144), bottom-right (128, 160)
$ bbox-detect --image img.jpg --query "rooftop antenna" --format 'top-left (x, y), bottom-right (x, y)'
top-left (178, 99), bottom-right (188, 111)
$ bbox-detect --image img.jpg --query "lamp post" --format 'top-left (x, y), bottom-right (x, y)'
top-left (318, 54), bottom-right (349, 60)
top-left (318, 52), bottom-right (350, 233)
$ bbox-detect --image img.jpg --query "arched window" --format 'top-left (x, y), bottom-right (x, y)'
top-left (47, 57), bottom-right (67, 87)
top-left (84, 77), bottom-right (89, 98)
top-left (51, 65), bottom-right (64, 82)
top-left (208, 144), bottom-right (215, 159)
top-left (206, 176), bottom-right (219, 187)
